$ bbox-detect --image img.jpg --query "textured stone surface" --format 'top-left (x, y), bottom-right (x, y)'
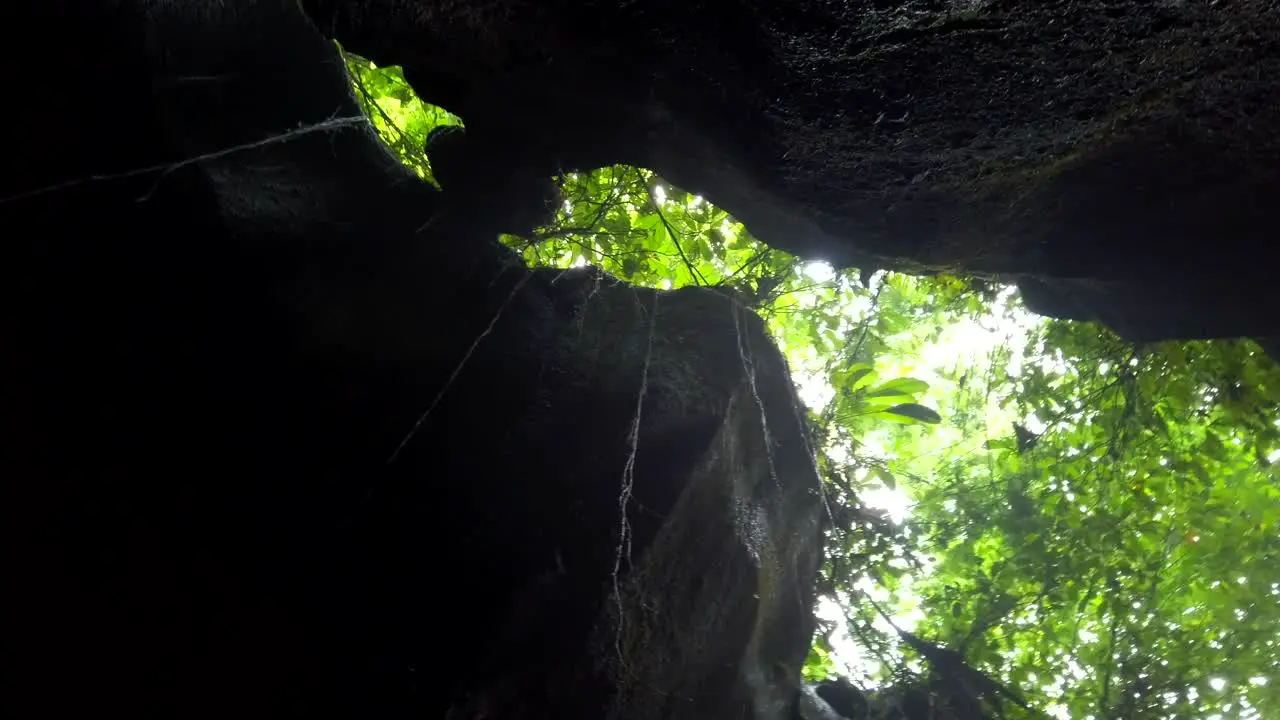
top-left (308, 0), bottom-right (1280, 347)
top-left (1, 2), bottom-right (825, 718)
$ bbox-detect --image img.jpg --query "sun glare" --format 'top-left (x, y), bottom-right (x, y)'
top-left (860, 485), bottom-right (912, 525)
top-left (802, 260), bottom-right (836, 283)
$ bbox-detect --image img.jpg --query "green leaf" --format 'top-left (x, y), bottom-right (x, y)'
top-left (880, 403), bottom-right (942, 424)
top-left (865, 377), bottom-right (930, 398)
top-left (843, 363), bottom-right (877, 390)
top-left (985, 437), bottom-right (1016, 451)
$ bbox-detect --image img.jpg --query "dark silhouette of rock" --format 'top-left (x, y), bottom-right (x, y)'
top-left (814, 679), bottom-right (870, 719)
top-left (308, 0), bottom-right (1280, 351)
top-left (5, 1), bottom-right (1275, 717)
top-left (1, 2), bottom-right (823, 718)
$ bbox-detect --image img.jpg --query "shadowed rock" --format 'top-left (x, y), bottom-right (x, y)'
top-left (307, 0), bottom-right (1280, 349)
top-left (1, 2), bottom-right (825, 718)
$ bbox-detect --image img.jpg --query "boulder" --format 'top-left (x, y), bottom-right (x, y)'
top-left (0, 2), bottom-right (825, 718)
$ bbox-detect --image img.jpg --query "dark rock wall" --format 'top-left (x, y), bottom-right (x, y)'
top-left (306, 0), bottom-right (1280, 347)
top-left (1, 2), bottom-right (825, 718)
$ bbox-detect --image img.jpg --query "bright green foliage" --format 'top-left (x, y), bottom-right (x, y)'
top-left (344, 52), bottom-right (461, 183)
top-left (898, 331), bottom-right (1280, 719)
top-left (347, 55), bottom-right (1280, 720)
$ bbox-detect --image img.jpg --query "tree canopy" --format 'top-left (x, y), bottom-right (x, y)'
top-left (348, 53), bottom-right (1280, 720)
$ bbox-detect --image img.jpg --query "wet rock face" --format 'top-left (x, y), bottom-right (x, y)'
top-left (2, 2), bottom-right (825, 718)
top-left (309, 0), bottom-right (1280, 349)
